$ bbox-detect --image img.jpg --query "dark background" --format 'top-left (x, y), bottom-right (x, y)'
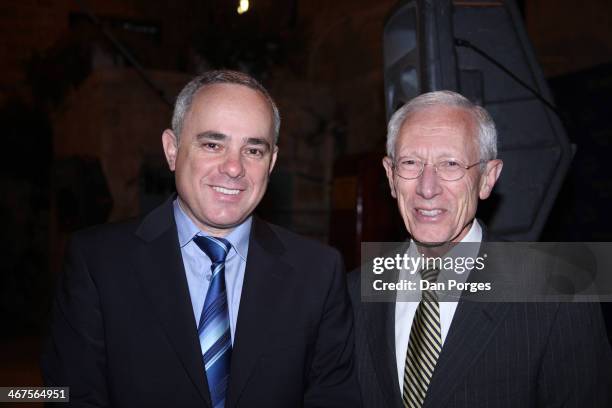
top-left (1, 0), bottom-right (611, 399)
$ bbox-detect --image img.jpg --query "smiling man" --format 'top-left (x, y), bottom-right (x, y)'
top-left (381, 100), bottom-right (502, 245)
top-left (42, 70), bottom-right (359, 407)
top-left (349, 91), bottom-right (611, 408)
top-left (162, 78), bottom-right (279, 237)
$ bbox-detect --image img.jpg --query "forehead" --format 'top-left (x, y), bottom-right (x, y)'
top-left (185, 83), bottom-right (274, 141)
top-left (395, 106), bottom-right (478, 159)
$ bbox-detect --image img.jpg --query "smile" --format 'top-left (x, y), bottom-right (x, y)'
top-left (416, 208), bottom-right (443, 216)
top-left (212, 186), bottom-right (241, 195)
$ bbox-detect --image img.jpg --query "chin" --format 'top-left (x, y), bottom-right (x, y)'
top-left (413, 237), bottom-right (451, 246)
top-left (208, 215), bottom-right (244, 229)
top-left (410, 228), bottom-right (453, 245)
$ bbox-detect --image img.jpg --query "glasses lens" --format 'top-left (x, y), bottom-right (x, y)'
top-left (437, 160), bottom-right (465, 181)
top-left (397, 159), bottom-right (422, 179)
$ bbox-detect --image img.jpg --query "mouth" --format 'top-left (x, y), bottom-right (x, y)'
top-left (211, 186), bottom-right (242, 196)
top-left (414, 207), bottom-right (445, 220)
top-left (416, 208), bottom-right (443, 216)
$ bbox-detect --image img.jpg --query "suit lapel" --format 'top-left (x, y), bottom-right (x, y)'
top-left (361, 242), bottom-right (411, 408)
top-left (226, 218), bottom-right (290, 408)
top-left (132, 198), bottom-right (211, 407)
top-left (424, 300), bottom-right (511, 408)
top-left (363, 299), bottom-right (404, 408)
top-left (424, 224), bottom-right (510, 408)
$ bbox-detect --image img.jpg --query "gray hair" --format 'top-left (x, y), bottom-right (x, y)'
top-left (386, 91), bottom-right (497, 166)
top-left (171, 70), bottom-right (281, 143)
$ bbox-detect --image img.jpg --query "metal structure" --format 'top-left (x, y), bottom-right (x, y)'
top-left (383, 0), bottom-right (573, 240)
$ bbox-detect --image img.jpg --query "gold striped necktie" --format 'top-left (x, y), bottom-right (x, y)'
top-left (402, 267), bottom-right (441, 408)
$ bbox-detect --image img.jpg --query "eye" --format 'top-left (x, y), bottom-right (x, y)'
top-left (443, 160), bottom-right (461, 168)
top-left (202, 142), bottom-right (221, 150)
top-left (245, 147), bottom-right (264, 157)
top-left (400, 158), bottom-right (418, 166)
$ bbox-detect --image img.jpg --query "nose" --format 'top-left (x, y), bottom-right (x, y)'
top-left (219, 151), bottom-right (245, 179)
top-left (415, 163), bottom-right (442, 199)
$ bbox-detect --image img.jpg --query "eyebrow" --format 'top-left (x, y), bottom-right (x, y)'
top-left (194, 132), bottom-right (272, 152)
top-left (398, 150), bottom-right (464, 159)
top-left (195, 131), bottom-right (227, 141)
top-left (244, 137), bottom-right (271, 151)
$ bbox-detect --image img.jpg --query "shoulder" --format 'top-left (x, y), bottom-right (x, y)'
top-left (257, 219), bottom-right (342, 261)
top-left (347, 267), bottom-right (361, 294)
top-left (252, 219), bottom-right (346, 290)
top-left (69, 218), bottom-right (141, 251)
top-left (69, 196), bottom-right (175, 252)
top-left (61, 219), bottom-right (144, 276)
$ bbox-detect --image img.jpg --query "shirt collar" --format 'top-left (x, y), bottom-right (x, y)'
top-left (462, 219), bottom-right (482, 243)
top-left (173, 199), bottom-right (251, 262)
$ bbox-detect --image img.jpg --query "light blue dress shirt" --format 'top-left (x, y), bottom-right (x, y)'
top-left (173, 199), bottom-right (250, 344)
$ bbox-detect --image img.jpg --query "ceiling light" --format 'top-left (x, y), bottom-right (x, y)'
top-left (237, 0), bottom-right (249, 14)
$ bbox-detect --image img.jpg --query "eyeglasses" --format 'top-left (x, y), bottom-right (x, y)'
top-left (392, 158), bottom-right (486, 181)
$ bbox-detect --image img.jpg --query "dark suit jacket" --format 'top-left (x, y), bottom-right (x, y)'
top-left (42, 197), bottom-right (360, 407)
top-left (348, 227), bottom-right (612, 408)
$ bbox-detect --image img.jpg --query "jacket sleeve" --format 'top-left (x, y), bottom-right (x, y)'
top-left (41, 235), bottom-right (110, 407)
top-left (303, 250), bottom-right (362, 408)
top-left (537, 302), bottom-right (612, 407)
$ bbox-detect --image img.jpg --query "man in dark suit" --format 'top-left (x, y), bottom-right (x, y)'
top-left (348, 91), bottom-right (612, 407)
top-left (42, 70), bottom-right (359, 407)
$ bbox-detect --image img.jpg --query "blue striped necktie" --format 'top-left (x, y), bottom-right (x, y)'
top-left (193, 236), bottom-right (232, 408)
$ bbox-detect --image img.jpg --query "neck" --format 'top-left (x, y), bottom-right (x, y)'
top-left (413, 219), bottom-right (475, 257)
top-left (177, 197), bottom-right (235, 238)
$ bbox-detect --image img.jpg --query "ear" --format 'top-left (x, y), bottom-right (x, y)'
top-left (479, 159), bottom-right (503, 200)
top-left (382, 156), bottom-right (397, 198)
top-left (269, 145), bottom-right (279, 175)
top-left (162, 129), bottom-right (178, 171)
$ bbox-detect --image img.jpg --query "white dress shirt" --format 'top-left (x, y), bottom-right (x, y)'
top-left (394, 221), bottom-right (482, 390)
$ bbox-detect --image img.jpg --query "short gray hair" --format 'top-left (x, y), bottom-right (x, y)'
top-left (386, 91), bottom-right (497, 165)
top-left (172, 70), bottom-right (281, 143)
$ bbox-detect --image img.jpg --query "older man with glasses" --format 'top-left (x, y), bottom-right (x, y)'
top-left (349, 91), bottom-right (612, 408)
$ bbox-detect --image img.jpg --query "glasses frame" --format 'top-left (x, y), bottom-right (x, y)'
top-left (392, 158), bottom-right (487, 181)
